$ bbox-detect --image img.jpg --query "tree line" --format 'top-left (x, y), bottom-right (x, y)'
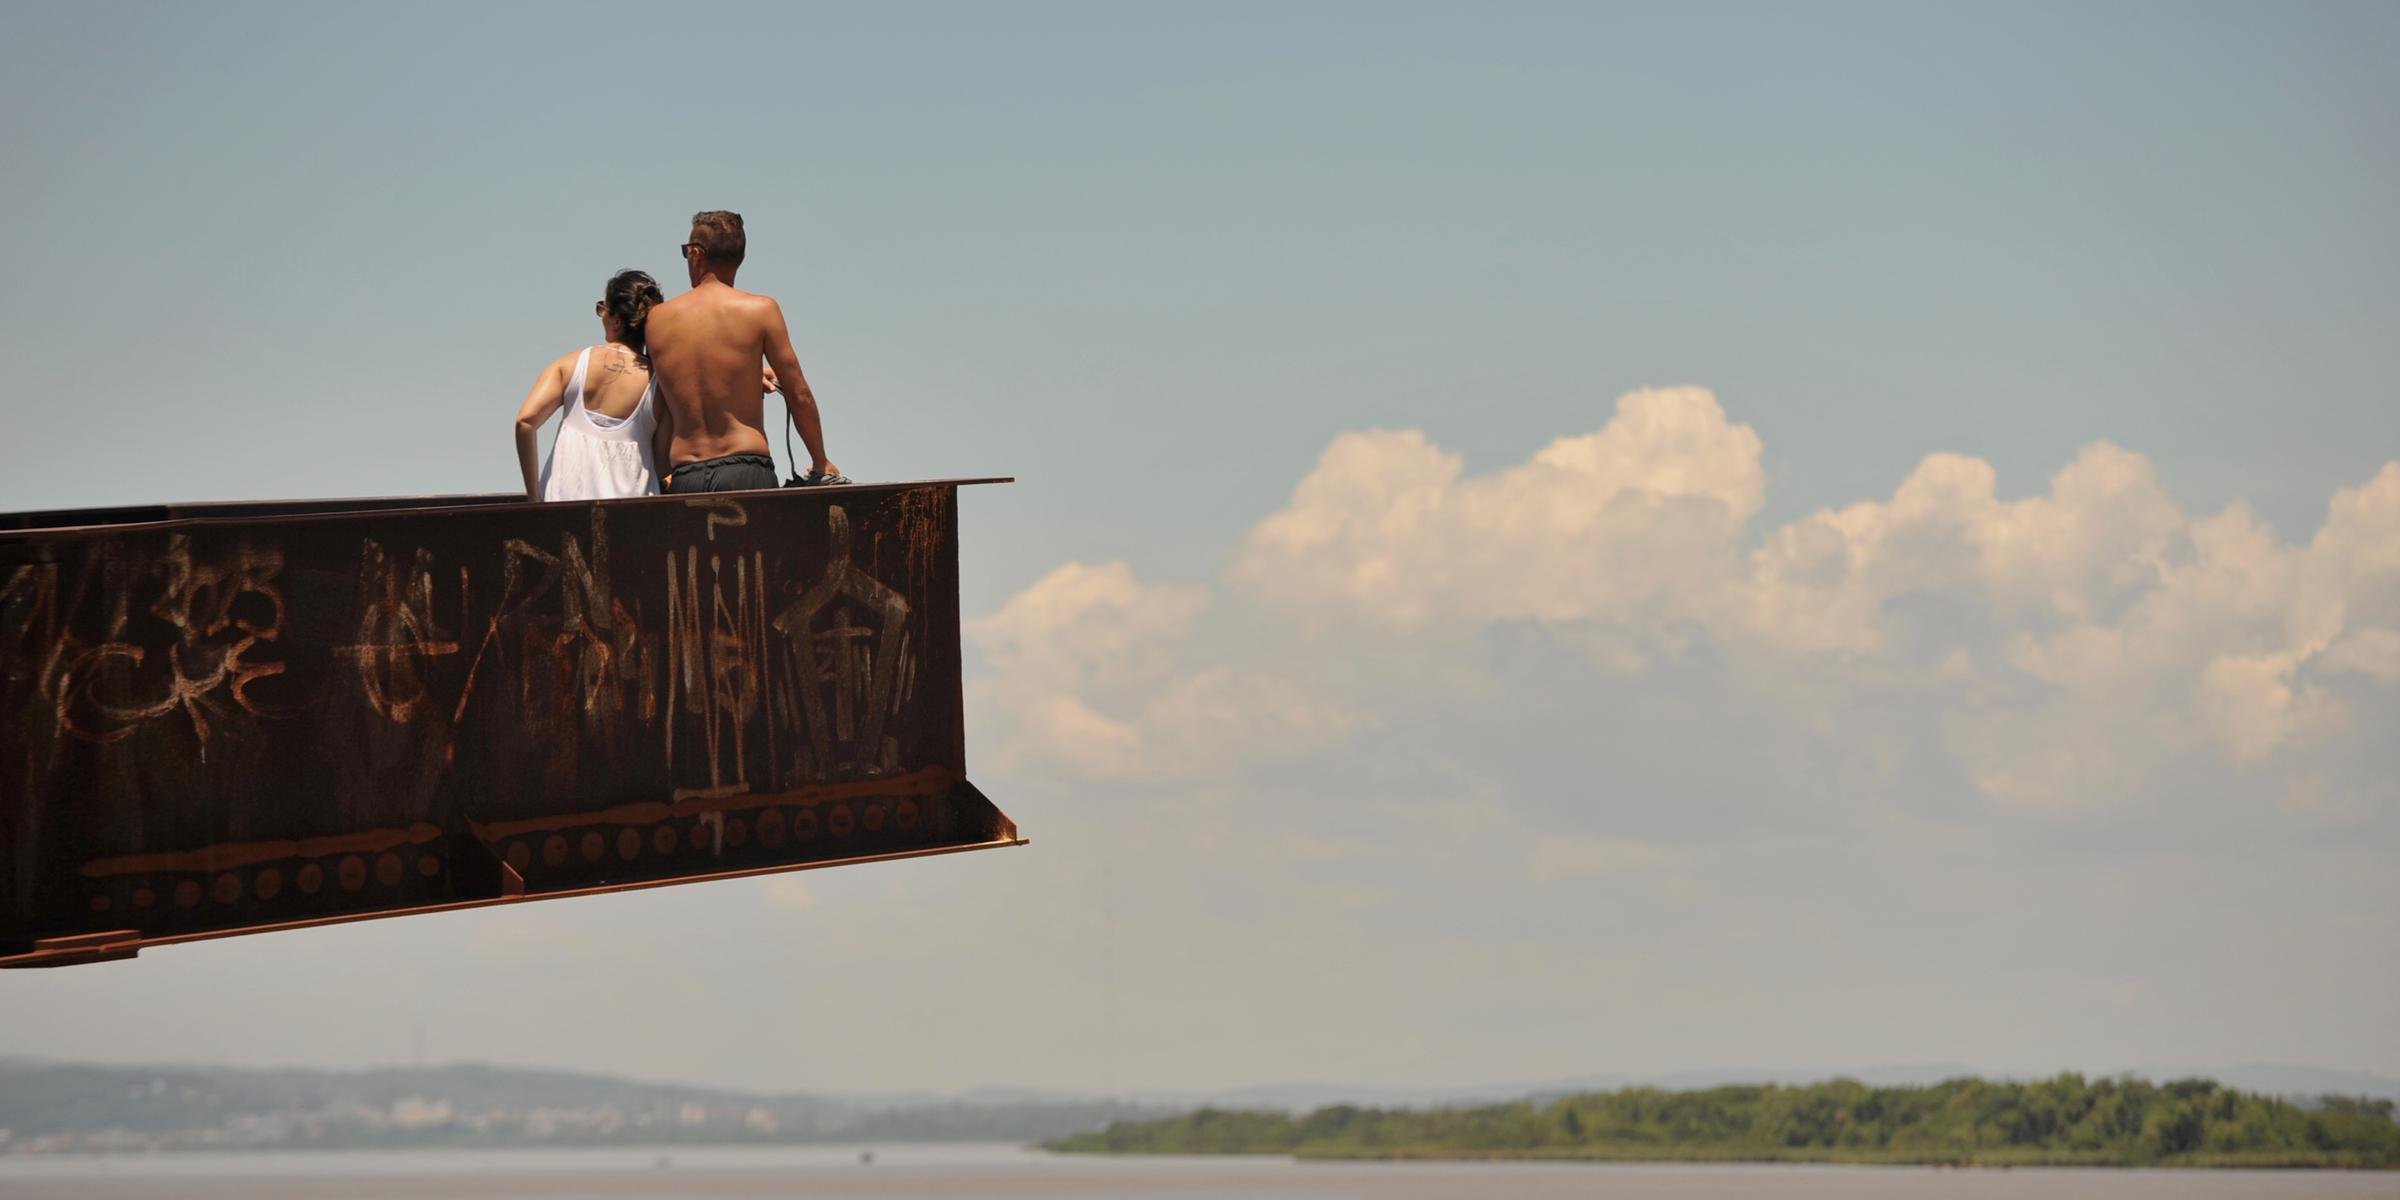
top-left (1046, 1074), bottom-right (2400, 1168)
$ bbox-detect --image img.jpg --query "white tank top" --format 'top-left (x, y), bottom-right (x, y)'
top-left (537, 347), bottom-right (661, 501)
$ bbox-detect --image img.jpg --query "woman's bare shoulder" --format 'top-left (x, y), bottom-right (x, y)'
top-left (590, 342), bottom-right (649, 382)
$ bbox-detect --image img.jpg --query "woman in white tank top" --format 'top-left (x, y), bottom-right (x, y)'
top-left (511, 270), bottom-right (667, 501)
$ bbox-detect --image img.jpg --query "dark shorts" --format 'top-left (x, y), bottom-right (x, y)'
top-left (664, 453), bottom-right (778, 494)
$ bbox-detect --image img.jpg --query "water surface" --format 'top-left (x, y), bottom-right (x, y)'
top-left (1, 1142), bottom-right (2391, 1199)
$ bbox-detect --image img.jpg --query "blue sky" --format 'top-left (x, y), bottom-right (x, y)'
top-left (1, 2), bottom-right (2394, 1092)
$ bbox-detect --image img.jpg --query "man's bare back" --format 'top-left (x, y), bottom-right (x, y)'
top-left (645, 211), bottom-right (838, 491)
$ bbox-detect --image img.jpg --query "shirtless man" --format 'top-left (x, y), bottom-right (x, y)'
top-left (645, 210), bottom-right (843, 492)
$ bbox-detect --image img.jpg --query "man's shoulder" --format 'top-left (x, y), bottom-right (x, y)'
top-left (716, 288), bottom-right (784, 331)
top-left (726, 287), bottom-right (782, 312)
top-left (654, 285), bottom-right (778, 316)
top-left (647, 291), bottom-right (692, 325)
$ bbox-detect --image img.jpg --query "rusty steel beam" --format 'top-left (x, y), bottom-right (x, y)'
top-left (0, 480), bottom-right (1020, 968)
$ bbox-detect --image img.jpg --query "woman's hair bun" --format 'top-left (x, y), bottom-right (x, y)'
top-left (603, 269), bottom-right (664, 356)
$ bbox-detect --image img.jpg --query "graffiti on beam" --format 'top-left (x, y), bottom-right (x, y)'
top-left (3, 494), bottom-right (935, 821)
top-left (1, 484), bottom-right (990, 955)
top-left (0, 537), bottom-right (291, 750)
top-left (774, 505), bottom-right (913, 783)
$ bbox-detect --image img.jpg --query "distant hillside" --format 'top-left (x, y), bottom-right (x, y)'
top-left (1050, 1074), bottom-right (2400, 1169)
top-left (0, 1061), bottom-right (1159, 1154)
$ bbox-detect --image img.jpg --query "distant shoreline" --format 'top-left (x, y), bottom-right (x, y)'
top-left (1058, 1145), bottom-right (2400, 1170)
top-left (1045, 1075), bottom-right (2400, 1171)
top-left (1271, 1147), bottom-right (2396, 1170)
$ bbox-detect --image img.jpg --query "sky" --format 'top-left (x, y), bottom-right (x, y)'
top-left (0, 1), bottom-right (2395, 1094)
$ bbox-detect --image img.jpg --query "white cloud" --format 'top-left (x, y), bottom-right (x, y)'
top-left (1243, 392), bottom-right (2397, 803)
top-left (1234, 387), bottom-right (1761, 632)
top-left (967, 561), bottom-right (1354, 780)
top-left (2200, 650), bottom-right (2348, 766)
top-left (2322, 627), bottom-right (2400, 683)
top-left (969, 560), bottom-right (1208, 694)
top-left (1738, 443), bottom-right (2192, 655)
top-left (975, 391), bottom-right (2396, 809)
top-left (2297, 462), bottom-right (2400, 655)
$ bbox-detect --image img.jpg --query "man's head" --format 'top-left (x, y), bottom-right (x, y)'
top-left (681, 210), bottom-right (746, 285)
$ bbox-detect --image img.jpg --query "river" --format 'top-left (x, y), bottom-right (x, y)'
top-left (0, 1142), bottom-right (2391, 1199)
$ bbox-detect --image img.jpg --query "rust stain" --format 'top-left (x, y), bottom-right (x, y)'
top-left (8, 834), bottom-right (1026, 969)
top-left (80, 822), bottom-right (447, 879)
top-left (466, 765), bottom-right (964, 841)
top-left (897, 487), bottom-right (950, 591)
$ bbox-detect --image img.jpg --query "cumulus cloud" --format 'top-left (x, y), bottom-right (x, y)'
top-left (976, 389), bottom-right (2395, 808)
top-left (967, 561), bottom-right (1354, 780)
top-left (2323, 627), bottom-right (2400, 683)
top-left (1738, 442), bottom-right (2190, 655)
top-left (1234, 388), bottom-right (1761, 631)
top-left (970, 560), bottom-right (1209, 694)
top-left (1217, 389), bottom-right (2397, 804)
top-left (1747, 454), bottom-right (2392, 798)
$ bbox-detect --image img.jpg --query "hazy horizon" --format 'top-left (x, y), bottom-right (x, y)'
top-left (9, 1041), bottom-right (2399, 1107)
top-left (3, 1), bottom-right (2394, 1095)
top-left (11, 1049), bottom-right (2400, 1105)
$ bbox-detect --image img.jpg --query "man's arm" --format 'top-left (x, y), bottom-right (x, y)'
top-left (512, 355), bottom-right (572, 500)
top-left (759, 299), bottom-right (838, 479)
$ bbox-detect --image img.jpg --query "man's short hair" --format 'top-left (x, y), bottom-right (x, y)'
top-left (689, 210), bottom-right (746, 268)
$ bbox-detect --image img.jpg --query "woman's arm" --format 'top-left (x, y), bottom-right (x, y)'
top-left (513, 355), bottom-right (572, 500)
top-left (651, 383), bottom-right (677, 488)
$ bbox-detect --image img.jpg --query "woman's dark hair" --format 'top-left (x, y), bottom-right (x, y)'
top-left (602, 269), bottom-right (664, 358)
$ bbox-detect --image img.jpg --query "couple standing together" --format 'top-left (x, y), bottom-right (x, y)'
top-left (512, 210), bottom-right (845, 501)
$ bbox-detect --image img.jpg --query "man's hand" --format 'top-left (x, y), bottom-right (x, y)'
top-left (763, 365), bottom-right (780, 394)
